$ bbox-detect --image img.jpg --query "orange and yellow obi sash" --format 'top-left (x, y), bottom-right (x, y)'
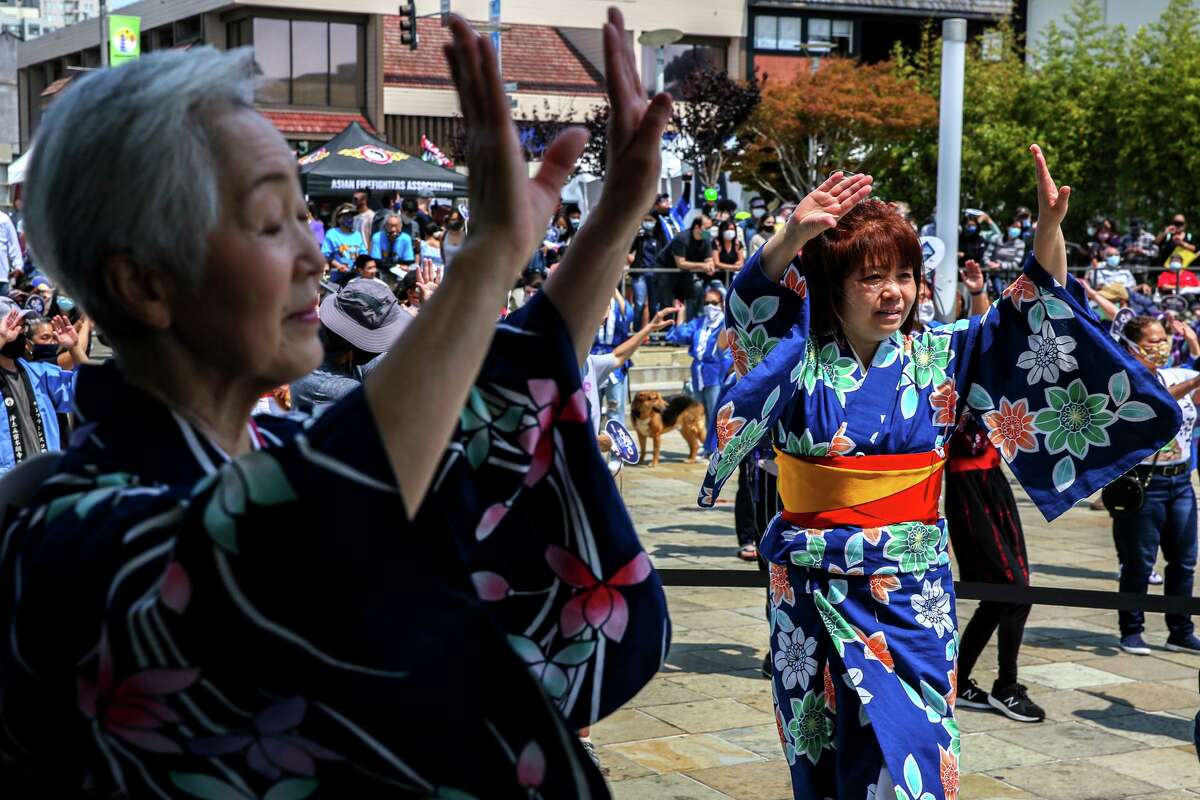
top-left (775, 449), bottom-right (945, 529)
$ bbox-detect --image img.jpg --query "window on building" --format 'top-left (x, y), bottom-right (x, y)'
top-left (753, 14), bottom-right (854, 56)
top-left (230, 17), bottom-right (364, 109)
top-left (640, 37), bottom-right (727, 98)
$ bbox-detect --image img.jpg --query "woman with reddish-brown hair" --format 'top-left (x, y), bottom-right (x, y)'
top-left (700, 153), bottom-right (1181, 798)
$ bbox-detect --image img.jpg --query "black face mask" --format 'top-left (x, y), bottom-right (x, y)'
top-left (0, 339), bottom-right (25, 360)
top-left (29, 344), bottom-right (59, 362)
top-left (449, 220), bottom-right (464, 231)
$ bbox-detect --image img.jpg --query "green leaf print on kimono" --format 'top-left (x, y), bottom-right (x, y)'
top-left (712, 417), bottom-right (769, 484)
top-left (734, 326), bottom-right (781, 376)
top-left (795, 341), bottom-right (860, 405)
top-left (460, 386), bottom-right (528, 469)
top-left (903, 331), bottom-right (952, 390)
top-left (788, 690), bottom-right (833, 766)
top-left (882, 522), bottom-right (940, 579)
top-left (203, 452), bottom-right (299, 554)
top-left (783, 422), bottom-right (855, 458)
top-left (1032, 378), bottom-right (1118, 460)
top-left (895, 753), bottom-right (938, 800)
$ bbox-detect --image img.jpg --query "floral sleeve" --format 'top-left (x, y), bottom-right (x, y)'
top-left (423, 291), bottom-right (671, 730)
top-left (951, 253), bottom-right (1182, 520)
top-left (697, 245), bottom-right (810, 507)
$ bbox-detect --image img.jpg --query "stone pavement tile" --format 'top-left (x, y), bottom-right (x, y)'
top-left (665, 670), bottom-right (771, 701)
top-left (733, 691), bottom-right (776, 717)
top-left (1075, 709), bottom-right (1196, 748)
top-left (1088, 654), bottom-right (1199, 682)
top-left (1084, 680), bottom-right (1198, 712)
top-left (959, 732), bottom-right (1055, 772)
top-left (709, 625), bottom-right (770, 651)
top-left (604, 733), bottom-right (764, 774)
top-left (996, 760), bottom-right (1156, 800)
top-left (730, 606), bottom-right (771, 622)
top-left (1017, 662), bottom-right (1134, 690)
top-left (684, 588), bottom-right (765, 610)
top-left (956, 705), bottom-right (1041, 734)
top-left (641, 698), bottom-right (767, 734)
top-left (664, 598), bottom-right (723, 616)
top-left (670, 627), bottom-right (745, 648)
top-left (662, 648), bottom-right (761, 676)
top-left (672, 609), bottom-right (767, 631)
top-left (989, 721), bottom-right (1142, 760)
top-left (608, 772), bottom-right (733, 799)
top-left (1160, 676), bottom-right (1200, 697)
top-left (687, 760), bottom-right (793, 800)
top-left (592, 709), bottom-right (686, 746)
top-left (1156, 649), bottom-right (1200, 669)
top-left (626, 678), bottom-right (712, 708)
top-left (598, 748), bottom-right (656, 781)
top-left (1036, 688), bottom-right (1134, 722)
top-left (1087, 746), bottom-right (1200, 790)
top-left (958, 773), bottom-right (1035, 799)
top-left (711, 724), bottom-right (785, 761)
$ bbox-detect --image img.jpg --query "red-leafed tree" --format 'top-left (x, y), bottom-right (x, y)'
top-left (731, 57), bottom-right (936, 203)
top-left (668, 67), bottom-right (761, 191)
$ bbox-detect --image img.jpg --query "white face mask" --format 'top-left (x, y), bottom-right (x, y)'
top-left (703, 303), bottom-right (724, 324)
top-left (751, 208), bottom-right (766, 219)
top-left (1171, 260), bottom-right (1184, 270)
top-left (918, 301), bottom-right (936, 324)
top-left (722, 229), bottom-right (736, 240)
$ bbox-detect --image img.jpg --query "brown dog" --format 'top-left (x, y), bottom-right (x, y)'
top-left (629, 390), bottom-right (705, 466)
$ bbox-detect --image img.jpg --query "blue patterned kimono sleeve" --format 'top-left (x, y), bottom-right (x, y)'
top-left (950, 253), bottom-right (1182, 521)
top-left (427, 291), bottom-right (671, 729)
top-left (697, 245), bottom-right (809, 507)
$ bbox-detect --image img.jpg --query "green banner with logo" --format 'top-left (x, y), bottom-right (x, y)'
top-left (108, 15), bottom-right (141, 66)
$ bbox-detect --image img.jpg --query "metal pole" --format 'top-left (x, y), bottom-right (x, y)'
top-left (933, 18), bottom-right (966, 322)
top-left (807, 55), bottom-right (820, 191)
top-left (655, 44), bottom-right (665, 95)
top-left (99, 0), bottom-right (108, 67)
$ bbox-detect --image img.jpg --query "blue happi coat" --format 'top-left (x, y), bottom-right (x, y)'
top-left (699, 247), bottom-right (1179, 799)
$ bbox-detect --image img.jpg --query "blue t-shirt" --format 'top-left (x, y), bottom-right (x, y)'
top-left (370, 231), bottom-right (415, 266)
top-left (322, 227), bottom-right (365, 269)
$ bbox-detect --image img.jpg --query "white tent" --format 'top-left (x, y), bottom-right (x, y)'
top-left (7, 147), bottom-right (31, 185)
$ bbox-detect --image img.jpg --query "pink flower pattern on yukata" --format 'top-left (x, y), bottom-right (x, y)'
top-left (547, 546), bottom-right (652, 643)
top-left (185, 697), bottom-right (341, 781)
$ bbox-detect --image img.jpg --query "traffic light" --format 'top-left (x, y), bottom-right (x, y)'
top-left (399, 2), bottom-right (418, 50)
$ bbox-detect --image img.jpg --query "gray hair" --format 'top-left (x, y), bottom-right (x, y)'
top-left (23, 47), bottom-right (257, 337)
top-left (383, 212), bottom-right (402, 227)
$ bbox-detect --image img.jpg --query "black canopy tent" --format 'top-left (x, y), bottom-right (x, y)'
top-left (299, 121), bottom-right (467, 198)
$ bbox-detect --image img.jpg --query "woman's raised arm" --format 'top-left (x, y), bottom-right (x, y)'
top-left (364, 15), bottom-right (587, 516)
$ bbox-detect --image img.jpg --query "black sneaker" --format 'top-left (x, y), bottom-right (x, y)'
top-left (956, 677), bottom-right (991, 710)
top-left (988, 683), bottom-right (1045, 723)
top-left (761, 652), bottom-right (772, 679)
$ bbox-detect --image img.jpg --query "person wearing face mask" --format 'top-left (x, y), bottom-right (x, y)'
top-left (542, 211), bottom-right (572, 267)
top-left (1157, 253), bottom-right (1200, 295)
top-left (1120, 217), bottom-right (1159, 279)
top-left (749, 214), bottom-right (774, 252)
top-left (1089, 245), bottom-right (1136, 289)
top-left (713, 218), bottom-right (745, 273)
top-left (628, 211), bottom-right (660, 328)
top-left (659, 214), bottom-right (715, 317)
top-left (0, 301), bottom-right (82, 474)
top-left (370, 213), bottom-right (416, 275)
top-left (321, 203), bottom-right (366, 284)
top-left (958, 210), bottom-right (996, 266)
top-left (1158, 213), bottom-right (1197, 264)
top-left (983, 216), bottom-right (1027, 297)
top-left (440, 208), bottom-right (467, 270)
top-left (667, 288), bottom-right (730, 456)
top-left (1109, 315), bottom-right (1200, 656)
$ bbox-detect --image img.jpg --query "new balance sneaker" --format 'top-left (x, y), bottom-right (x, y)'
top-left (1149, 570), bottom-right (1164, 586)
top-left (956, 677), bottom-right (992, 710)
top-left (988, 683), bottom-right (1046, 723)
top-left (1165, 633), bottom-right (1200, 654)
top-left (1120, 633), bottom-right (1152, 655)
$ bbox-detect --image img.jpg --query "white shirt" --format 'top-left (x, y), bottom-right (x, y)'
top-left (582, 354), bottom-right (617, 436)
top-left (1144, 367), bottom-right (1198, 465)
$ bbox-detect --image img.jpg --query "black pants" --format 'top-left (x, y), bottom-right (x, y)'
top-left (734, 458), bottom-right (778, 549)
top-left (945, 467), bottom-right (1032, 690)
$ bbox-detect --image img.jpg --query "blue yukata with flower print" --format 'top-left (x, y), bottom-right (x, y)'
top-left (700, 246), bottom-right (1180, 800)
top-left (0, 293), bottom-right (669, 799)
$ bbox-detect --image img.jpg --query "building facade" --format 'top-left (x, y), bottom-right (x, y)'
top-left (16, 0), bottom-right (1009, 159)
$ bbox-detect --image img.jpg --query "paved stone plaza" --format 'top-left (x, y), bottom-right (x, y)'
top-left (596, 439), bottom-right (1200, 799)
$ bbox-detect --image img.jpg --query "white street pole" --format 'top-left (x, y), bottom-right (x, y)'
top-left (933, 18), bottom-right (966, 322)
top-left (99, 0), bottom-right (108, 67)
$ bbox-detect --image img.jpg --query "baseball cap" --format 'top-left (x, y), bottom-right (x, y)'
top-left (334, 203), bottom-right (355, 220)
top-left (319, 278), bottom-right (410, 352)
top-left (0, 297), bottom-right (32, 321)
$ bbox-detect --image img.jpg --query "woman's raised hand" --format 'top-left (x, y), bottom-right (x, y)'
top-left (961, 259), bottom-right (985, 295)
top-left (1029, 144), bottom-right (1070, 284)
top-left (789, 171), bottom-right (874, 245)
top-left (598, 8), bottom-right (672, 222)
top-left (443, 15), bottom-right (588, 278)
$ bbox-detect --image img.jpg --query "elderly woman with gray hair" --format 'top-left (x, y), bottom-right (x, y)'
top-left (0, 10), bottom-right (673, 798)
